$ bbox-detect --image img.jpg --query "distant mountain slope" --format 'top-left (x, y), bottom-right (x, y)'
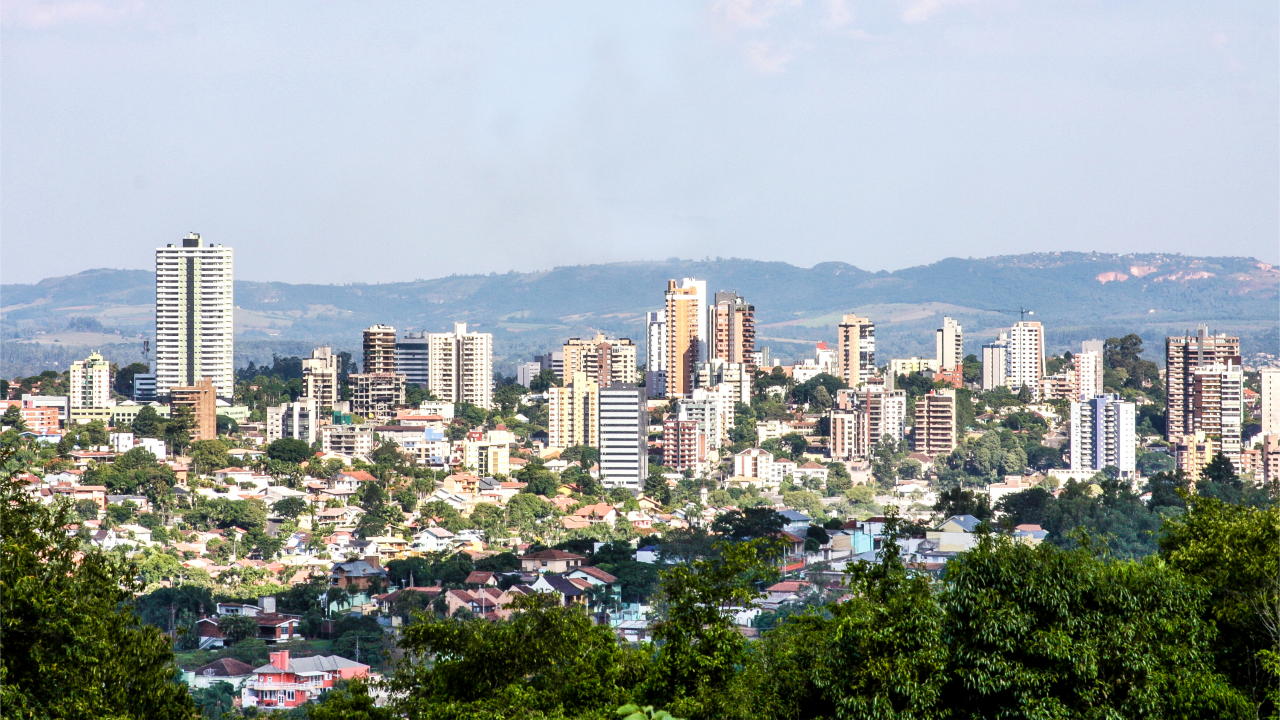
top-left (3, 253), bottom-right (1276, 375)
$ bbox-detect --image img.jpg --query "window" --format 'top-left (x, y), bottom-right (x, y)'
top-left (286, 690), bottom-right (295, 701)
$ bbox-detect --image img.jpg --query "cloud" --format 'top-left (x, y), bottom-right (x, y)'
top-left (901, 0), bottom-right (974, 23)
top-left (745, 40), bottom-right (793, 73)
top-left (825, 0), bottom-right (854, 27)
top-left (712, 0), bottom-right (801, 29)
top-left (1, 0), bottom-right (145, 28)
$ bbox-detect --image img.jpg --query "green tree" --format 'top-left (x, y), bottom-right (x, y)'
top-left (2, 405), bottom-right (26, 432)
top-left (218, 613), bottom-right (259, 645)
top-left (529, 369), bottom-right (562, 392)
top-left (273, 496), bottom-right (307, 519)
top-left (132, 405), bottom-right (165, 438)
top-left (114, 362), bottom-right (150, 395)
top-left (305, 678), bottom-right (392, 720)
top-left (933, 487), bottom-right (993, 522)
top-left (710, 507), bottom-right (784, 540)
top-left (266, 437), bottom-right (312, 464)
top-left (165, 405), bottom-right (196, 455)
top-left (189, 439), bottom-right (230, 475)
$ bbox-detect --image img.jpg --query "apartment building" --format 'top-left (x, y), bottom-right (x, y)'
top-left (1259, 368), bottom-right (1279, 436)
top-left (679, 388), bottom-right (732, 450)
top-left (708, 291), bottom-right (756, 370)
top-left (562, 334), bottom-right (638, 387)
top-left (935, 316), bottom-right (963, 370)
top-left (267, 398), bottom-right (319, 446)
top-left (170, 378), bottom-right (218, 442)
top-left (1069, 394), bottom-right (1136, 478)
top-left (516, 362), bottom-right (541, 388)
top-left (1005, 321), bottom-right (1045, 398)
top-left (981, 332), bottom-right (1009, 391)
top-left (301, 347), bottom-right (340, 408)
top-left (69, 351), bottom-right (111, 409)
top-left (663, 418), bottom-right (708, 474)
top-left (695, 359), bottom-right (752, 406)
top-left (598, 384), bottom-right (647, 491)
top-left (1189, 364), bottom-right (1244, 461)
top-left (1165, 327), bottom-right (1241, 442)
top-left (664, 278), bottom-right (707, 399)
top-left (829, 386), bottom-right (907, 461)
top-left (645, 310), bottom-right (667, 398)
top-left (349, 374), bottom-right (406, 419)
top-left (547, 372), bottom-right (599, 449)
top-left (461, 436), bottom-right (511, 477)
top-left (361, 325), bottom-right (398, 374)
top-left (1076, 340), bottom-right (1105, 401)
top-left (427, 323), bottom-right (493, 409)
top-left (912, 389), bottom-right (957, 456)
top-left (395, 332), bottom-right (431, 387)
top-left (321, 425), bottom-right (375, 457)
top-left (836, 314), bottom-right (876, 386)
top-left (155, 233), bottom-right (234, 399)
top-left (1174, 432), bottom-right (1217, 482)
top-left (890, 358), bottom-right (940, 377)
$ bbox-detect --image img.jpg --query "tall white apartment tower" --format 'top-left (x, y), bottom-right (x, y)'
top-left (935, 316), bottom-right (963, 370)
top-left (598, 384), bottom-right (648, 491)
top-left (1076, 340), bottom-right (1105, 402)
top-left (155, 233), bottom-right (234, 399)
top-left (1070, 393), bottom-right (1136, 478)
top-left (1262, 368), bottom-right (1280, 437)
top-left (69, 351), bottom-right (111, 408)
top-left (427, 322), bottom-right (493, 409)
top-left (645, 311), bottom-right (667, 398)
top-left (1004, 321), bottom-right (1045, 398)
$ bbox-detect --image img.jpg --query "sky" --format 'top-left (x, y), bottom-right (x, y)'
top-left (2, 0), bottom-right (1276, 285)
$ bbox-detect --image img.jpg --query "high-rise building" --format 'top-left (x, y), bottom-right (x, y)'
top-left (516, 362), bottom-right (542, 388)
top-left (645, 310), bottom-right (667, 398)
top-left (1165, 328), bottom-right (1241, 442)
top-left (427, 323), bottom-right (493, 409)
top-left (695, 359), bottom-right (752, 406)
top-left (1070, 394), bottom-right (1136, 477)
top-left (155, 233), bottom-right (234, 399)
top-left (69, 351), bottom-right (111, 409)
top-left (547, 372), bottom-right (599, 449)
top-left (395, 332), bottom-right (431, 387)
top-left (936, 316), bottom-right (963, 370)
top-left (836, 314), bottom-right (876, 386)
top-left (1005, 321), bottom-right (1045, 397)
top-left (663, 418), bottom-right (708, 474)
top-left (664, 279), bottom-right (707, 399)
top-left (170, 378), bottom-right (218, 442)
top-left (709, 292), bottom-right (756, 371)
top-left (912, 389), bottom-right (957, 456)
top-left (1258, 368), bottom-right (1279, 436)
top-left (301, 347), bottom-right (340, 408)
top-left (1075, 340), bottom-right (1105, 402)
top-left (562, 334), bottom-right (638, 388)
top-left (679, 388), bottom-right (733, 450)
top-left (829, 386), bottom-right (907, 461)
top-left (536, 351), bottom-right (564, 378)
top-left (1189, 364), bottom-right (1244, 461)
top-left (981, 332), bottom-right (1009, 391)
top-left (267, 397), bottom-right (319, 445)
top-left (350, 373), bottom-right (406, 419)
top-left (598, 384), bottom-right (647, 491)
top-left (363, 325), bottom-right (398, 374)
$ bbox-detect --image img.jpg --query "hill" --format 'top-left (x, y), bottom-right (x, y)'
top-left (3, 253), bottom-right (1276, 376)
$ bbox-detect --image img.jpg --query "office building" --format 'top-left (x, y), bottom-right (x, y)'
top-left (936, 316), bottom-right (963, 370)
top-left (1260, 368), bottom-right (1279, 436)
top-left (132, 374), bottom-right (157, 403)
top-left (363, 325), bottom-right (398, 374)
top-left (427, 323), bottom-right (493, 409)
top-left (1005, 321), bottom-right (1045, 397)
top-left (350, 373), bottom-right (406, 419)
top-left (981, 332), bottom-right (1009, 391)
top-left (267, 398), bottom-right (319, 446)
top-left (1075, 340), bottom-right (1105, 402)
top-left (664, 278), bottom-right (707, 398)
top-left (547, 372), bottom-right (599, 449)
top-left (516, 362), bottom-right (542, 388)
top-left (170, 378), bottom-right (218, 442)
top-left (395, 332), bottom-right (431, 387)
top-left (598, 384), bottom-right (647, 491)
top-left (912, 389), bottom-right (957, 456)
top-left (836, 314), bottom-right (876, 386)
top-left (708, 292), bottom-right (756, 370)
top-left (562, 334), bottom-right (638, 387)
top-left (1069, 394), bottom-right (1136, 478)
top-left (301, 347), bottom-right (340, 408)
top-left (69, 351), bottom-right (111, 409)
top-left (1165, 327), bottom-right (1241, 442)
top-left (154, 233), bottom-right (234, 399)
top-left (1189, 364), bottom-right (1244, 461)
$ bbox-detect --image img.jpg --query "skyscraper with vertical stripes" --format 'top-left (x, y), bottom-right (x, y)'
top-left (154, 233), bottom-right (234, 399)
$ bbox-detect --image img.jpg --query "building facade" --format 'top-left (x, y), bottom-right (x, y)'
top-left (708, 291), bottom-right (756, 370)
top-left (981, 332), bottom-right (1009, 391)
top-left (1165, 328), bottom-right (1241, 442)
top-left (547, 372), bottom-right (599, 449)
top-left (1189, 364), bottom-right (1244, 461)
top-left (1005, 321), bottom-right (1045, 397)
top-left (935, 316), bottom-right (963, 370)
top-left (836, 314), bottom-right (876, 386)
top-left (427, 323), bottom-right (493, 409)
top-left (69, 351), bottom-right (111, 409)
top-left (664, 278), bottom-right (707, 399)
top-left (395, 332), bottom-right (432, 387)
top-left (1259, 368), bottom-right (1279, 437)
top-left (1075, 340), bottom-right (1105, 401)
top-left (598, 384), bottom-right (647, 491)
top-left (645, 310), bottom-right (667, 398)
top-left (155, 233), bottom-right (234, 399)
top-left (912, 389), bottom-right (957, 456)
top-left (349, 374), bottom-right (406, 419)
top-left (1069, 393), bottom-right (1136, 477)
top-left (170, 378), bottom-right (218, 442)
top-left (562, 334), bottom-right (638, 388)
top-left (301, 347), bottom-right (340, 409)
top-left (267, 398), bottom-right (320, 446)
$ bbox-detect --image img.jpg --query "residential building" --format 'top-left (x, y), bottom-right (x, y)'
top-left (1069, 394), bottom-right (1136, 478)
top-left (598, 384), bottom-right (647, 491)
top-left (362, 325), bottom-right (398, 374)
top-left (936, 316), bottom-right (963, 370)
top-left (708, 291), bottom-right (756, 370)
top-left (836, 314), bottom-right (876, 386)
top-left (829, 386), bottom-right (907, 461)
top-left (695, 359), bottom-right (752, 405)
top-left (562, 334), bottom-right (638, 387)
top-left (1165, 327), bottom-right (1241, 442)
top-left (1005, 321), bottom-right (1045, 397)
top-left (1261, 368), bottom-right (1279, 436)
top-left (645, 310), bottom-right (667, 398)
top-left (1039, 369), bottom-right (1077, 401)
top-left (1076, 340), bottom-right (1105, 401)
top-left (266, 398), bottom-right (319, 445)
top-left (428, 323), bottom-right (493, 409)
top-left (461, 436), bottom-right (511, 476)
top-left (395, 332), bottom-right (431, 387)
top-left (913, 389), bottom-right (957, 456)
top-left (547, 372), bottom-right (599, 449)
top-left (733, 447), bottom-right (775, 481)
top-left (349, 373), bottom-right (406, 419)
top-left (981, 332), bottom-right (1009, 391)
top-left (536, 351), bottom-right (564, 378)
top-left (301, 347), bottom-right (340, 409)
top-left (1174, 432), bottom-right (1217, 482)
top-left (814, 341), bottom-right (836, 375)
top-left (679, 389), bottom-right (729, 449)
top-left (378, 425), bottom-right (448, 466)
top-left (516, 362), bottom-right (542, 388)
top-left (132, 373), bottom-right (157, 403)
top-left (321, 425), bottom-right (375, 457)
top-left (664, 278), bottom-right (707, 398)
top-left (1263, 434), bottom-right (1280, 484)
top-left (69, 351), bottom-right (111, 409)
top-left (241, 650), bottom-right (369, 711)
top-left (520, 549), bottom-right (586, 574)
top-left (155, 233), bottom-right (234, 399)
top-left (170, 379), bottom-right (218, 442)
top-left (1189, 364), bottom-right (1244, 461)
top-left (663, 418), bottom-right (708, 474)
top-left (890, 357), bottom-right (940, 377)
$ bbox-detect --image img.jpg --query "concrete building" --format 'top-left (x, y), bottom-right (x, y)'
top-left (461, 437), bottom-right (511, 477)
top-left (1260, 368), bottom-right (1280, 436)
top-left (1263, 434), bottom-right (1280, 484)
top-left (1165, 327), bottom-right (1241, 443)
top-left (155, 233), bottom-right (234, 399)
top-left (829, 386), bottom-right (907, 461)
top-left (645, 311), bottom-right (667, 399)
top-left (428, 323), bottom-right (493, 410)
top-left (664, 278), bottom-right (707, 399)
top-left (694, 359), bottom-right (752, 406)
top-left (981, 332), bottom-right (1009, 391)
top-left (321, 425), bottom-right (375, 457)
top-left (170, 378), bottom-right (218, 442)
top-left (598, 384), bottom-right (647, 491)
top-left (836, 314), bottom-right (876, 386)
top-left (132, 373), bottom-right (157, 403)
top-left (69, 351), bottom-right (111, 409)
top-left (349, 374), bottom-right (406, 419)
top-left (1075, 340), bottom-right (1105, 402)
top-left (301, 347), bottom-right (340, 409)
top-left (562, 334), bottom-right (638, 388)
top-left (663, 418), bottom-right (708, 475)
top-left (547, 372), bottom-right (599, 449)
top-left (536, 351), bottom-right (564, 378)
top-left (1069, 394), bottom-right (1136, 478)
top-left (1189, 364), bottom-right (1244, 461)
top-left (267, 398), bottom-right (320, 446)
top-left (1174, 432), bottom-right (1217, 482)
top-left (1005, 321), bottom-right (1045, 398)
top-left (679, 389), bottom-right (731, 450)
top-left (708, 291), bottom-right (756, 371)
top-left (912, 389), bottom-right (957, 456)
top-left (890, 357), bottom-right (940, 377)
top-left (516, 362), bottom-right (542, 388)
top-left (362, 325), bottom-right (398, 374)
top-left (935, 316), bottom-right (963, 370)
top-left (395, 332), bottom-right (432, 387)
top-left (733, 447), bottom-right (775, 481)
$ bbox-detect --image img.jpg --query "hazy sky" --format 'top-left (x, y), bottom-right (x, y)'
top-left (2, 0), bottom-right (1276, 285)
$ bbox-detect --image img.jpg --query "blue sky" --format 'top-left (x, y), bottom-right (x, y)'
top-left (2, 0), bottom-right (1276, 284)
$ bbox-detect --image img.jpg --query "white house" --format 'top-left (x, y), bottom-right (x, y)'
top-left (410, 527), bottom-right (456, 553)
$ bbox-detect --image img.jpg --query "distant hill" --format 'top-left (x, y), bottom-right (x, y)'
top-left (3, 253), bottom-right (1276, 376)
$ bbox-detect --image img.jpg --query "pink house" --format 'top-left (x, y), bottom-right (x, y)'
top-left (241, 650), bottom-right (369, 710)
